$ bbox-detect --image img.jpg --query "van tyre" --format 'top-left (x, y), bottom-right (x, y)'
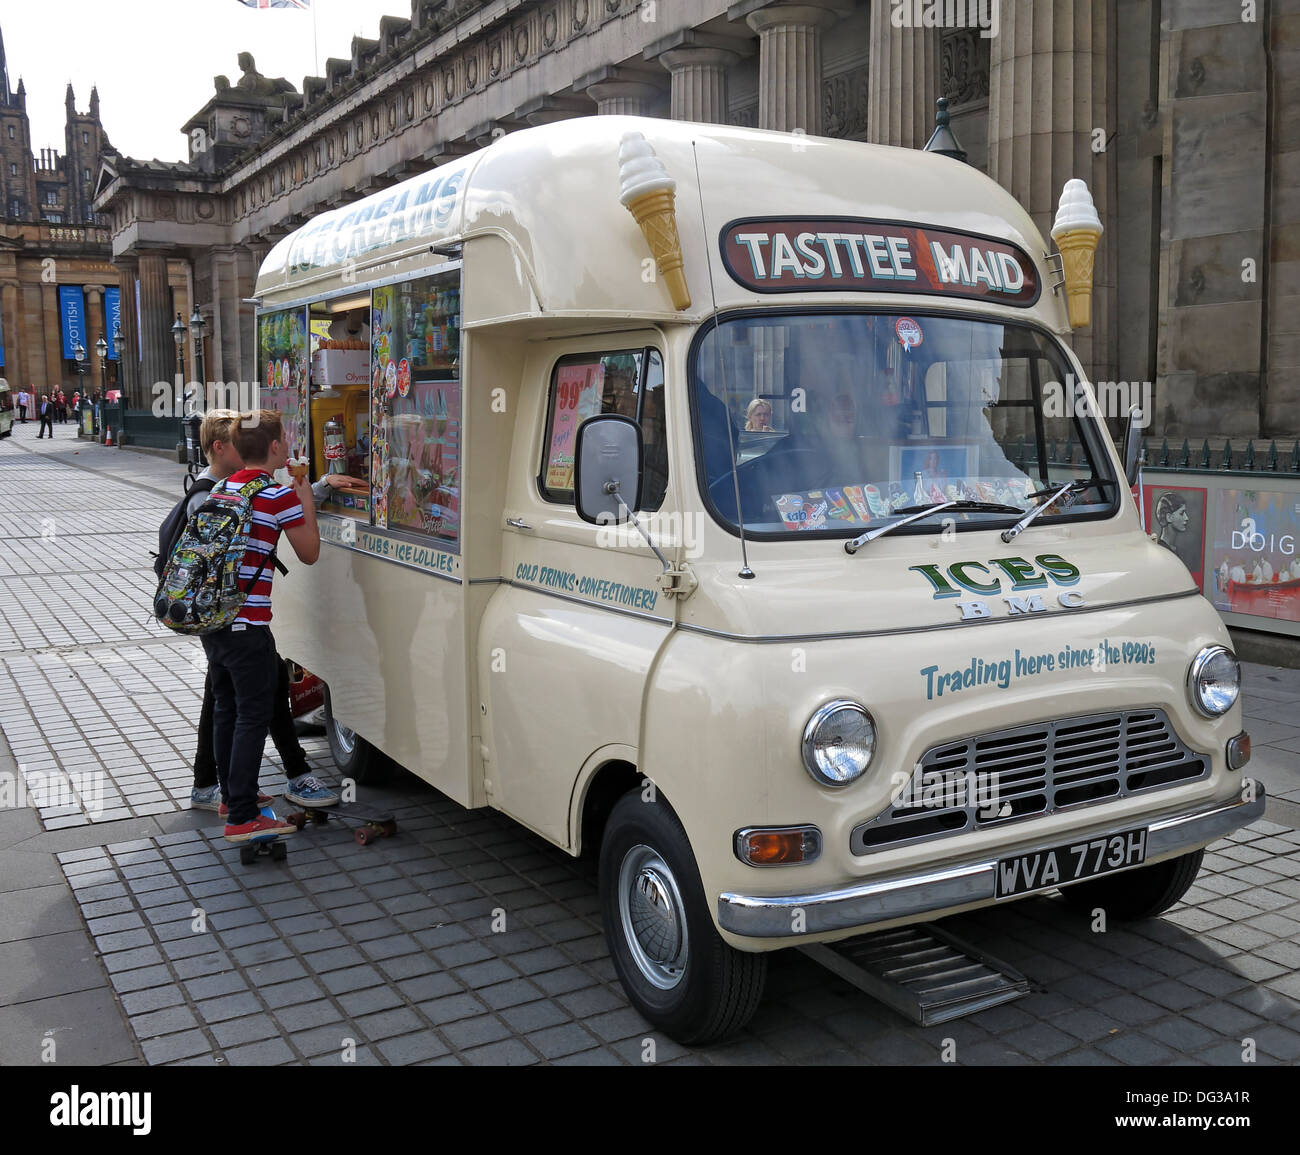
top-left (599, 791), bottom-right (766, 1045)
top-left (323, 689), bottom-right (391, 785)
top-left (1056, 848), bottom-right (1204, 919)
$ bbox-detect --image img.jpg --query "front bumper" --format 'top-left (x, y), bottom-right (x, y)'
top-left (717, 785), bottom-right (1265, 938)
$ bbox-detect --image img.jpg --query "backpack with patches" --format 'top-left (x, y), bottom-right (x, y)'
top-left (152, 477), bottom-right (216, 579)
top-left (152, 475), bottom-right (286, 635)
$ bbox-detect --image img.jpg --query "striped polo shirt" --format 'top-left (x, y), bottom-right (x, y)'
top-left (216, 469), bottom-right (304, 626)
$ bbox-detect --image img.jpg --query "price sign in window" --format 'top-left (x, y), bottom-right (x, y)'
top-left (540, 347), bottom-right (666, 510)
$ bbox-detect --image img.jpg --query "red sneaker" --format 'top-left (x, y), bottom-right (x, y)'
top-left (219, 792), bottom-right (273, 818)
top-left (223, 814), bottom-right (296, 844)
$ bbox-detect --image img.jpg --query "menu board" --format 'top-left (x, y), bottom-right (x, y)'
top-left (544, 362), bottom-right (606, 491)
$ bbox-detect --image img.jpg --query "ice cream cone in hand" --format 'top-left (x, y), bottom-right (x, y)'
top-left (1051, 179), bottom-right (1103, 329)
top-left (619, 132), bottom-right (691, 311)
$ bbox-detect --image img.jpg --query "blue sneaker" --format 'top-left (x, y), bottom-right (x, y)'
top-left (285, 774), bottom-right (339, 808)
top-left (190, 784), bottom-right (222, 811)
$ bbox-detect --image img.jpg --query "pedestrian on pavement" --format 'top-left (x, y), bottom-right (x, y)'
top-left (56, 390), bottom-right (67, 424)
top-left (199, 408), bottom-right (322, 843)
top-left (178, 410), bottom-right (340, 819)
top-left (17, 388), bottom-right (28, 423)
top-left (36, 395), bottom-right (53, 438)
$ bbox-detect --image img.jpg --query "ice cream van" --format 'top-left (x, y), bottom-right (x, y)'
top-left (254, 116), bottom-right (1261, 1043)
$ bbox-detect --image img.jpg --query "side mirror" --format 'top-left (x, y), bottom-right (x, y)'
top-left (573, 414), bottom-right (643, 525)
top-left (1122, 405), bottom-right (1143, 487)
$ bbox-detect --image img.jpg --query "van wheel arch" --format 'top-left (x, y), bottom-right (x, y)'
top-left (323, 687), bottom-right (392, 786)
top-left (577, 760), bottom-right (644, 858)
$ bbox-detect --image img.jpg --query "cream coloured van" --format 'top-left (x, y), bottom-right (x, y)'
top-left (256, 117), bottom-right (1261, 1043)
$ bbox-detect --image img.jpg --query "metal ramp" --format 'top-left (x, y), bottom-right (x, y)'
top-left (799, 923), bottom-right (1030, 1026)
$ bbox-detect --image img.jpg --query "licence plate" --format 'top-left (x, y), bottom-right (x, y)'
top-left (995, 827), bottom-right (1148, 898)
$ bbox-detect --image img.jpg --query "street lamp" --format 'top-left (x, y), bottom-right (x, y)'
top-left (189, 307), bottom-right (206, 413)
top-left (172, 312), bottom-right (188, 461)
top-left (95, 336), bottom-right (107, 438)
top-left (73, 342), bottom-right (87, 428)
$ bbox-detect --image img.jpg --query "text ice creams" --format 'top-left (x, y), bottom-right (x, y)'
top-left (1051, 179), bottom-right (1103, 329)
top-left (619, 132), bottom-right (691, 311)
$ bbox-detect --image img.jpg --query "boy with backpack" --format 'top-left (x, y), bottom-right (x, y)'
top-left (198, 408), bottom-right (322, 842)
top-left (156, 409), bottom-right (339, 823)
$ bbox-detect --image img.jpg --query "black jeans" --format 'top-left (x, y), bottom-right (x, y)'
top-left (200, 624), bottom-right (281, 825)
top-left (17, 405), bottom-right (26, 422)
top-left (37, 414), bottom-right (52, 437)
top-left (194, 652), bottom-right (308, 791)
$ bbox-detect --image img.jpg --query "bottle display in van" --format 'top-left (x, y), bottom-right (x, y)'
top-left (254, 118), bottom-right (1260, 1043)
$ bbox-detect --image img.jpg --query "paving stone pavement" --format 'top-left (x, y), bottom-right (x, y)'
top-left (2, 418), bottom-right (1300, 1066)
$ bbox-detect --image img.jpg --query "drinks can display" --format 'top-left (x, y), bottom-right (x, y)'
top-left (323, 416), bottom-right (347, 474)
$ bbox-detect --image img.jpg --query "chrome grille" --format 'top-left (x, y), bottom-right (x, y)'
top-left (850, 709), bottom-right (1208, 855)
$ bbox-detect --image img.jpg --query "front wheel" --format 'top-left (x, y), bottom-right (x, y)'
top-left (1056, 848), bottom-right (1204, 919)
top-left (323, 689), bottom-right (391, 785)
top-left (599, 791), bottom-right (766, 1044)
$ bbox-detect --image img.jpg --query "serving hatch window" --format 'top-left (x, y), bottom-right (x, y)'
top-left (370, 270), bottom-right (461, 547)
top-left (693, 311), bottom-right (1116, 536)
top-left (539, 348), bottom-right (667, 511)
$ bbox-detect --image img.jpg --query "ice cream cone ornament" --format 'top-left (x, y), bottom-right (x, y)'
top-left (1051, 179), bottom-right (1103, 329)
top-left (618, 132), bottom-right (692, 311)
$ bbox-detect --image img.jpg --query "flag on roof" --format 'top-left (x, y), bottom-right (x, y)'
top-left (236, 1), bottom-right (311, 9)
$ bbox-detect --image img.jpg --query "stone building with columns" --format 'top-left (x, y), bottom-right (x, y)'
top-left (93, 0), bottom-right (1298, 441)
top-left (0, 28), bottom-right (136, 396)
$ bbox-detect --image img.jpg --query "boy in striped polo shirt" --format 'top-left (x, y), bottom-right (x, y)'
top-left (204, 409), bottom-right (320, 843)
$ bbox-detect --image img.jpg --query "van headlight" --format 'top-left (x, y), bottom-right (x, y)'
top-left (1187, 646), bottom-right (1240, 717)
top-left (802, 700), bottom-right (876, 787)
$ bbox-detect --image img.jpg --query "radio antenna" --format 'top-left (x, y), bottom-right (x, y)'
top-left (691, 140), bottom-right (753, 579)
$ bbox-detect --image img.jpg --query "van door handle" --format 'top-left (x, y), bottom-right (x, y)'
top-left (506, 517), bottom-right (532, 531)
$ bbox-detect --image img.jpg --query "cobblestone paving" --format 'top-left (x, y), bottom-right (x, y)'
top-left (56, 802), bottom-right (1300, 1066)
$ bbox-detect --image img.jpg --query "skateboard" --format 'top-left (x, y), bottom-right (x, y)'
top-left (285, 801), bottom-right (397, 847)
top-left (237, 803), bottom-right (291, 865)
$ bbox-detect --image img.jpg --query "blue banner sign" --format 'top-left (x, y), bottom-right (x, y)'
top-left (58, 286), bottom-right (87, 361)
top-left (0, 307), bottom-right (5, 367)
top-left (105, 287), bottom-right (121, 360)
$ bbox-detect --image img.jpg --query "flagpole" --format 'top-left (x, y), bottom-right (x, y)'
top-left (313, 0), bottom-right (320, 76)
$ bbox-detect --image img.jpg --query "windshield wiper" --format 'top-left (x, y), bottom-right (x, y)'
top-left (1000, 478), bottom-right (1103, 543)
top-left (844, 500), bottom-right (1023, 555)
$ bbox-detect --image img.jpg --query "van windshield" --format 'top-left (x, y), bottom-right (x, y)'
top-left (692, 311), bottom-right (1117, 537)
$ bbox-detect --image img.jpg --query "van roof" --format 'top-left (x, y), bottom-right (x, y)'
top-left (255, 116), bottom-right (1064, 330)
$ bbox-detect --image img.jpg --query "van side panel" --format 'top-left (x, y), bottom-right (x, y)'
top-left (272, 547), bottom-right (473, 806)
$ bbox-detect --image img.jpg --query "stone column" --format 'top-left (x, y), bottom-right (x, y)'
top-left (1, 281), bottom-right (23, 390)
top-left (745, 4), bottom-right (841, 135)
top-left (237, 245), bottom-right (265, 389)
top-left (137, 251), bottom-right (175, 409)
top-left (988, 0), bottom-right (1115, 386)
top-left (659, 48), bottom-right (739, 124)
top-left (866, 3), bottom-right (940, 148)
top-left (116, 260), bottom-right (140, 405)
top-left (586, 80), bottom-right (663, 117)
top-left (41, 282), bottom-right (64, 393)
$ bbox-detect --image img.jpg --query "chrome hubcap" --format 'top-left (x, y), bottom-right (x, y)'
top-left (618, 844), bottom-right (688, 990)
